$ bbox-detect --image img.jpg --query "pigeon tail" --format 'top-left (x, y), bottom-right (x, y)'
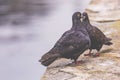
top-left (104, 41), bottom-right (113, 45)
top-left (106, 37), bottom-right (112, 41)
top-left (39, 53), bottom-right (60, 66)
top-left (104, 37), bottom-right (113, 45)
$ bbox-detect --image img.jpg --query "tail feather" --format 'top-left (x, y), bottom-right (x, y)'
top-left (39, 53), bottom-right (60, 66)
top-left (106, 37), bottom-right (112, 42)
top-left (104, 37), bottom-right (113, 45)
top-left (104, 41), bottom-right (113, 45)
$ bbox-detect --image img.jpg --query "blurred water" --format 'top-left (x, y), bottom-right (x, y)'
top-left (0, 0), bottom-right (91, 80)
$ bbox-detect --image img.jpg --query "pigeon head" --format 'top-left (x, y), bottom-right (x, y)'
top-left (72, 12), bottom-right (82, 28)
top-left (82, 12), bottom-right (90, 23)
top-left (72, 12), bottom-right (81, 21)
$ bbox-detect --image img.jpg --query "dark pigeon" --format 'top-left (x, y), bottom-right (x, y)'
top-left (82, 12), bottom-right (113, 57)
top-left (39, 12), bottom-right (91, 66)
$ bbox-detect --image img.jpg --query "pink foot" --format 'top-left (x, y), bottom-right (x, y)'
top-left (93, 53), bottom-right (100, 57)
top-left (75, 60), bottom-right (84, 64)
top-left (84, 53), bottom-right (92, 56)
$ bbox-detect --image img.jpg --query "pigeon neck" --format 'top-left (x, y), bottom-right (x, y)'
top-left (84, 17), bottom-right (90, 25)
top-left (83, 17), bottom-right (91, 30)
top-left (71, 19), bottom-right (81, 30)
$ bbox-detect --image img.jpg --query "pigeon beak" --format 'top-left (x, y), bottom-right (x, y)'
top-left (81, 15), bottom-right (84, 21)
top-left (80, 18), bottom-right (82, 22)
top-left (81, 15), bottom-right (84, 18)
top-left (81, 15), bottom-right (85, 22)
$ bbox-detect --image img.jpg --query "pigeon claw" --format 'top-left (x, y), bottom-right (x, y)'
top-left (75, 60), bottom-right (84, 64)
top-left (84, 53), bottom-right (93, 56)
top-left (92, 53), bottom-right (100, 57)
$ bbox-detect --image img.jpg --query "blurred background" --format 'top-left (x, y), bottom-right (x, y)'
top-left (0, 0), bottom-right (91, 80)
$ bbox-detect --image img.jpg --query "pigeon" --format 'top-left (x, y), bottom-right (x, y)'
top-left (82, 12), bottom-right (113, 57)
top-left (39, 12), bottom-right (91, 66)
